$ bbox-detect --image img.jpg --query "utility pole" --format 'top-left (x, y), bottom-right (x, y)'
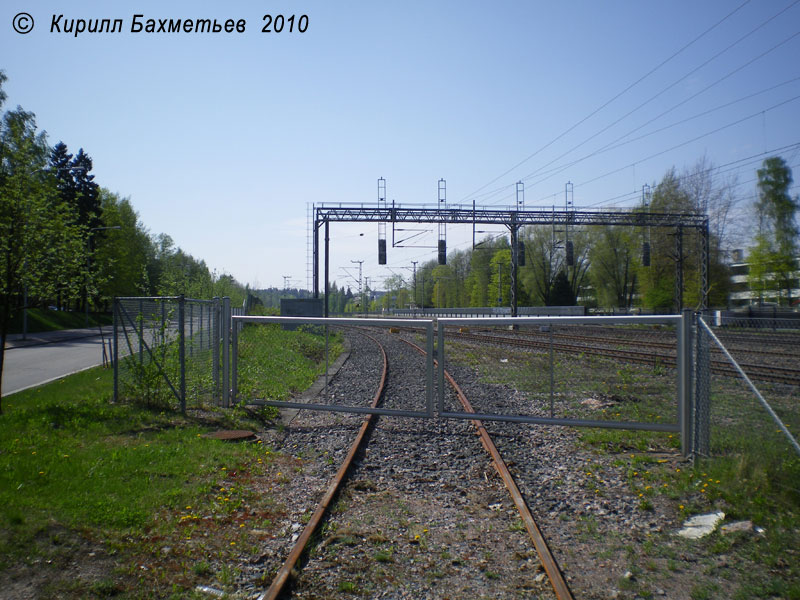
top-left (364, 276), bottom-right (371, 316)
top-left (411, 261), bottom-right (418, 313)
top-left (351, 260), bottom-right (363, 316)
top-left (497, 262), bottom-right (503, 306)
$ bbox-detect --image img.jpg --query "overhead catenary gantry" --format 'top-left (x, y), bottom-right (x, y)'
top-left (312, 189), bottom-right (710, 317)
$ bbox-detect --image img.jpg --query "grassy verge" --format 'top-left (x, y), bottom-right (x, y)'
top-left (0, 324), bottom-right (340, 598)
top-left (7, 308), bottom-right (111, 334)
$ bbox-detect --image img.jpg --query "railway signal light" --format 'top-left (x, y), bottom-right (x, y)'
top-left (642, 241), bottom-right (651, 267)
top-left (378, 239), bottom-right (387, 265)
top-left (438, 239), bottom-right (447, 265)
top-left (566, 241), bottom-right (574, 266)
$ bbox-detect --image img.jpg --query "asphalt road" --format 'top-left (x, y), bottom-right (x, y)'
top-left (1, 329), bottom-right (112, 396)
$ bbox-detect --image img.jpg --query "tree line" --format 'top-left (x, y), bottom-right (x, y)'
top-left (0, 71), bottom-right (248, 407)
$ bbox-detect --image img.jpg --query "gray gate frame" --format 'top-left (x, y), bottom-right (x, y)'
top-left (230, 312), bottom-right (694, 457)
top-left (437, 312), bottom-right (693, 457)
top-left (231, 316), bottom-right (435, 418)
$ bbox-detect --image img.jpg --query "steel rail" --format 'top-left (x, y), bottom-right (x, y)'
top-left (401, 337), bottom-right (575, 600)
top-left (448, 330), bottom-right (800, 386)
top-left (462, 325), bottom-right (797, 360)
top-left (257, 331), bottom-right (388, 600)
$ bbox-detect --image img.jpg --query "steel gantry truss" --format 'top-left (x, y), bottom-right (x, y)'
top-left (312, 203), bottom-right (710, 316)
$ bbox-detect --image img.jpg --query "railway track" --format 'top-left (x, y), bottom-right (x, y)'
top-left (257, 327), bottom-right (572, 600)
top-left (445, 328), bottom-right (800, 387)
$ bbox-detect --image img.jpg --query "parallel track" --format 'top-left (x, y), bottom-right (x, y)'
top-left (446, 329), bottom-right (800, 387)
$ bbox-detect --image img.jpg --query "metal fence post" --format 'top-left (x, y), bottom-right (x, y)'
top-left (213, 297), bottom-right (220, 402)
top-left (113, 297), bottom-right (119, 402)
top-left (231, 315), bottom-right (239, 404)
top-left (189, 302), bottom-right (194, 357)
top-left (178, 294), bottom-right (186, 413)
top-left (222, 296), bottom-right (231, 408)
top-left (138, 299), bottom-right (144, 365)
top-left (426, 321), bottom-right (434, 418)
top-left (695, 317), bottom-right (711, 457)
top-left (437, 320), bottom-right (445, 414)
top-left (679, 309), bottom-right (694, 458)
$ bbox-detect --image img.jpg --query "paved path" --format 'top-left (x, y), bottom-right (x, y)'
top-left (2, 328), bottom-right (113, 396)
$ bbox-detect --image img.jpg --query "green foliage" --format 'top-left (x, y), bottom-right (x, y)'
top-left (748, 156), bottom-right (799, 306)
top-left (236, 324), bottom-right (342, 401)
top-left (590, 225), bottom-right (640, 309)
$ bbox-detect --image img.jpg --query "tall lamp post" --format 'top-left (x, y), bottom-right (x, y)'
top-left (85, 225), bottom-right (121, 328)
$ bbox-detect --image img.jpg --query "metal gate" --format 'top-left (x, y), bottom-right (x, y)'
top-left (230, 312), bottom-right (695, 456)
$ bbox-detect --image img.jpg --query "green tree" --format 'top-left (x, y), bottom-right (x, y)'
top-left (550, 271), bottom-right (575, 306)
top-left (589, 225), bottom-right (639, 309)
top-left (0, 74), bottom-right (86, 411)
top-left (637, 169), bottom-right (693, 311)
top-left (519, 226), bottom-right (559, 306)
top-left (488, 249), bottom-right (511, 307)
top-left (93, 190), bottom-right (154, 304)
top-left (748, 157), bottom-right (799, 305)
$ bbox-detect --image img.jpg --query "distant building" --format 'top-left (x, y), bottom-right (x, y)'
top-left (728, 249), bottom-right (800, 308)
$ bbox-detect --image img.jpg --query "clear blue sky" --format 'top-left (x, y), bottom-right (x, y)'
top-left (2, 1), bottom-right (799, 292)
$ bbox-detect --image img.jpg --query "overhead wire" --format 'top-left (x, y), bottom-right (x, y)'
top-left (501, 2), bottom-right (800, 196)
top-left (512, 77), bottom-right (800, 194)
top-left (458, 0), bottom-right (753, 203)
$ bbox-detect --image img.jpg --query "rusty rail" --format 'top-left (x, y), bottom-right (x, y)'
top-left (401, 337), bottom-right (575, 600)
top-left (257, 331), bottom-right (388, 600)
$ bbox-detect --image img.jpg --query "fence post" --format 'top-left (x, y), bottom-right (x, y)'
top-left (222, 296), bottom-right (231, 408)
top-left (178, 294), bottom-right (186, 414)
top-left (679, 309), bottom-right (694, 458)
top-left (189, 302), bottom-right (194, 357)
top-left (113, 297), bottom-right (119, 402)
top-left (695, 316), bottom-right (711, 457)
top-left (213, 297), bottom-right (220, 402)
top-left (231, 314), bottom-right (239, 404)
top-left (138, 299), bottom-right (144, 365)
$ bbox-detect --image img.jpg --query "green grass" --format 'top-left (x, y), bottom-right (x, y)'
top-left (0, 323), bottom-right (337, 597)
top-left (1, 368), bottom-right (267, 554)
top-left (236, 323), bottom-right (343, 401)
top-left (7, 308), bottom-right (111, 334)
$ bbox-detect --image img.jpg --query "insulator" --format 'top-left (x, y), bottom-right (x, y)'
top-left (566, 240), bottom-right (574, 266)
top-left (438, 239), bottom-right (447, 265)
top-left (642, 241), bottom-right (651, 267)
top-left (378, 239), bottom-right (386, 265)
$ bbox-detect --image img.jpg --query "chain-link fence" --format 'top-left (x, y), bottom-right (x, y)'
top-left (437, 314), bottom-right (691, 452)
top-left (694, 315), bottom-right (800, 465)
top-left (113, 296), bottom-right (226, 411)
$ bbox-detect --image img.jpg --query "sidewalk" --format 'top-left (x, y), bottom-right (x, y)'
top-left (4, 326), bottom-right (113, 349)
